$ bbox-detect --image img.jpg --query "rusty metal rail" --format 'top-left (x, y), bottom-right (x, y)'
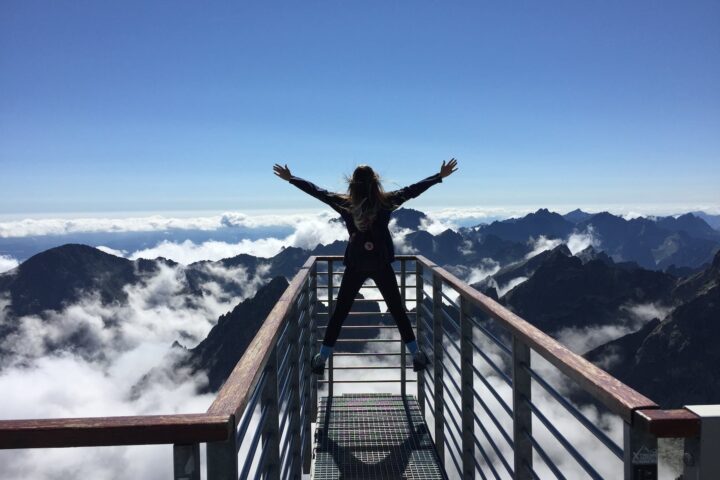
top-left (0, 254), bottom-right (714, 479)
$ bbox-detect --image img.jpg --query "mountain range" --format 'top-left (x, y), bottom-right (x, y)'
top-left (1, 207), bottom-right (718, 408)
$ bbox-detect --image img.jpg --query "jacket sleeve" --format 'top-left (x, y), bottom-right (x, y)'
top-left (387, 173), bottom-right (443, 209)
top-left (288, 176), bottom-right (346, 214)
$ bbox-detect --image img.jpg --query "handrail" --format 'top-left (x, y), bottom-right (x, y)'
top-left (0, 413), bottom-right (231, 449)
top-left (413, 254), bottom-right (658, 423)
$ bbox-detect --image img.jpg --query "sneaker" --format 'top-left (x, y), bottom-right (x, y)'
top-left (412, 350), bottom-right (430, 372)
top-left (311, 353), bottom-right (326, 376)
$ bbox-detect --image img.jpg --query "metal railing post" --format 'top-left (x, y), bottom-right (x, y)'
top-left (682, 405), bottom-right (720, 480)
top-left (303, 263), bottom-right (316, 473)
top-left (460, 296), bottom-right (475, 479)
top-left (400, 258), bottom-right (407, 398)
top-left (310, 262), bottom-right (319, 422)
top-left (432, 272), bottom-right (445, 464)
top-left (173, 443), bottom-right (200, 480)
top-left (288, 302), bottom-right (301, 478)
top-left (624, 422), bottom-right (658, 479)
top-left (206, 416), bottom-right (238, 480)
top-left (416, 261), bottom-right (425, 414)
top-left (261, 348), bottom-right (281, 480)
top-left (512, 336), bottom-right (532, 480)
top-left (327, 260), bottom-right (334, 398)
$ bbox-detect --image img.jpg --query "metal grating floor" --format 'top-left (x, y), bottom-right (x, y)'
top-left (312, 394), bottom-right (446, 480)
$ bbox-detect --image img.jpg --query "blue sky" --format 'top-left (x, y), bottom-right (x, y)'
top-left (1, 1), bottom-right (719, 214)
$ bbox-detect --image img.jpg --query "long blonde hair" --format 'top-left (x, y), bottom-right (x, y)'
top-left (339, 165), bottom-right (393, 231)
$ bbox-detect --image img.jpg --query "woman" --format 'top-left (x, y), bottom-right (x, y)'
top-left (273, 159), bottom-right (458, 375)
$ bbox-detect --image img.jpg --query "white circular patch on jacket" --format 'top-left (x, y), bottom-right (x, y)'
top-left (364, 242), bottom-right (375, 251)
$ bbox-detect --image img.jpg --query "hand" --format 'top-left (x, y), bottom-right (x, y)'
top-left (439, 158), bottom-right (458, 178)
top-left (273, 163), bottom-right (292, 181)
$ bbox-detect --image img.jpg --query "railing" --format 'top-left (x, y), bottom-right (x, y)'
top-left (0, 254), bottom-right (715, 479)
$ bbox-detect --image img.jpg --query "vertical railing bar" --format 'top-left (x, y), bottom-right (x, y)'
top-left (287, 300), bottom-right (301, 480)
top-left (460, 295), bottom-right (475, 480)
top-left (302, 263), bottom-right (315, 474)
top-left (260, 347), bottom-right (281, 480)
top-left (327, 259), bottom-right (334, 399)
top-left (207, 418), bottom-right (238, 480)
top-left (432, 272), bottom-right (445, 465)
top-left (174, 443), bottom-right (201, 480)
top-left (310, 262), bottom-right (318, 424)
top-left (400, 258), bottom-right (407, 398)
top-left (512, 336), bottom-right (532, 480)
top-left (624, 421), bottom-right (658, 480)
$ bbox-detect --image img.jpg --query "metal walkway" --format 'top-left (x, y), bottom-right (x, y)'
top-left (313, 394), bottom-right (446, 480)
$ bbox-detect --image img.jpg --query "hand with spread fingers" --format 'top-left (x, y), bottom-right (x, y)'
top-left (439, 158), bottom-right (458, 178)
top-left (273, 163), bottom-right (292, 181)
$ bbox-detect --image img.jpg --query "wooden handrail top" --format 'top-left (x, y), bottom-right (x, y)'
top-left (207, 258), bottom-right (315, 418)
top-left (634, 408), bottom-right (701, 438)
top-left (0, 413), bottom-right (232, 450)
top-left (411, 254), bottom-right (659, 422)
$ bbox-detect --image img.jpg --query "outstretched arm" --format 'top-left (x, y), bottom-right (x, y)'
top-left (273, 163), bottom-right (346, 214)
top-left (388, 158), bottom-right (458, 208)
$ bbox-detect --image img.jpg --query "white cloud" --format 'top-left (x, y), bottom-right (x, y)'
top-left (465, 258), bottom-right (501, 285)
top-left (525, 236), bottom-right (563, 259)
top-left (1, 262), bottom-right (268, 364)
top-left (0, 254), bottom-right (19, 274)
top-left (419, 215), bottom-right (457, 235)
top-left (555, 302), bottom-right (670, 355)
top-left (129, 238), bottom-right (286, 263)
top-left (567, 226), bottom-right (600, 255)
top-left (523, 227), bottom-right (599, 261)
top-left (126, 212), bottom-right (347, 264)
top-left (0, 210), bottom-right (336, 238)
top-left (389, 219), bottom-right (418, 255)
top-left (496, 276), bottom-right (528, 297)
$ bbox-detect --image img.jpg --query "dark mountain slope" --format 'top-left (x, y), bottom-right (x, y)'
top-left (655, 213), bottom-right (720, 241)
top-left (0, 244), bottom-right (138, 318)
top-left (564, 209), bottom-right (593, 224)
top-left (188, 276), bottom-right (289, 391)
top-left (502, 248), bottom-right (675, 334)
top-left (474, 244), bottom-right (572, 291)
top-left (588, 283), bottom-right (720, 408)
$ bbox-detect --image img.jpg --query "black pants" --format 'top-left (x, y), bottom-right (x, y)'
top-left (322, 262), bottom-right (416, 347)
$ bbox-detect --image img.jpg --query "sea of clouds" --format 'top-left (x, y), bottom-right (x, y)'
top-left (0, 259), bottom-right (270, 479)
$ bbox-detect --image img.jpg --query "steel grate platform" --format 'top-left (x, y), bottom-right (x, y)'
top-left (312, 394), bottom-right (446, 479)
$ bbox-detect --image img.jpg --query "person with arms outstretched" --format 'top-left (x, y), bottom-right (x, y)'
top-left (273, 159), bottom-right (459, 375)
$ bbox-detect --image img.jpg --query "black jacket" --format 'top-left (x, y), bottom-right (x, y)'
top-left (288, 173), bottom-right (443, 268)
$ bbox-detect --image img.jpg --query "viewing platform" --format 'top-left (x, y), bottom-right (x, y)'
top-left (0, 255), bottom-right (718, 479)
